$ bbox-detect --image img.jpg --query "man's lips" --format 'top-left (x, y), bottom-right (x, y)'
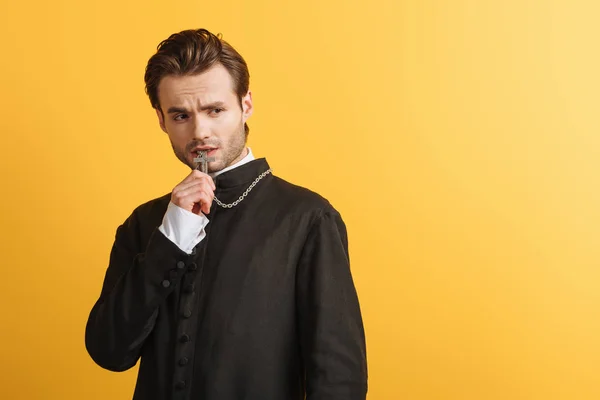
top-left (192, 147), bottom-right (218, 155)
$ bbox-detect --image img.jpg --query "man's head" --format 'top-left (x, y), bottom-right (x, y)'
top-left (144, 29), bottom-right (252, 172)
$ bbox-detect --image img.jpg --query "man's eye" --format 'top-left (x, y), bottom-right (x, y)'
top-left (174, 114), bottom-right (188, 121)
top-left (211, 108), bottom-right (223, 115)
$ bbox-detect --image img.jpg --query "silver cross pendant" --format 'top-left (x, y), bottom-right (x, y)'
top-left (193, 151), bottom-right (215, 174)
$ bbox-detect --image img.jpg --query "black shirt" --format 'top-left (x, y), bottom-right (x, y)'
top-left (85, 158), bottom-right (368, 399)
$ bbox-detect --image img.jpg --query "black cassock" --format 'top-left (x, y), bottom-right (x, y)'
top-left (85, 158), bottom-right (367, 400)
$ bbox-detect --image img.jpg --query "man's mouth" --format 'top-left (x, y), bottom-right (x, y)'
top-left (192, 147), bottom-right (218, 157)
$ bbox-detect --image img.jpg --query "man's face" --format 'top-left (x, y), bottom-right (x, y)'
top-left (156, 63), bottom-right (253, 173)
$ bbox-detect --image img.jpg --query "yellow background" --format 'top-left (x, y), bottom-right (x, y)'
top-left (1, 0), bottom-right (599, 399)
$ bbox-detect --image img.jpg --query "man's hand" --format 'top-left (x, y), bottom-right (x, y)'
top-left (171, 170), bottom-right (216, 215)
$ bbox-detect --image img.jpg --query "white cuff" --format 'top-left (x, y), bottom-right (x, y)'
top-left (158, 201), bottom-right (209, 254)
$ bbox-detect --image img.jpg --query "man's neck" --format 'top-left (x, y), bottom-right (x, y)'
top-left (210, 148), bottom-right (255, 178)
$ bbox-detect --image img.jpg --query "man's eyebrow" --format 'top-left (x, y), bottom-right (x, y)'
top-left (166, 106), bottom-right (189, 114)
top-left (166, 101), bottom-right (227, 114)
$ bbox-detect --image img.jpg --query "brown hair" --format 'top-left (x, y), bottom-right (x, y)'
top-left (144, 28), bottom-right (250, 135)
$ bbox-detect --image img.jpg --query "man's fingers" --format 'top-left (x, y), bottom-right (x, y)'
top-left (172, 186), bottom-right (213, 204)
top-left (200, 197), bottom-right (211, 215)
top-left (172, 186), bottom-right (214, 215)
top-left (175, 179), bottom-right (214, 195)
top-left (171, 170), bottom-right (216, 215)
top-left (177, 170), bottom-right (215, 188)
top-left (194, 192), bottom-right (214, 215)
top-left (190, 170), bottom-right (215, 190)
top-left (178, 170), bottom-right (199, 185)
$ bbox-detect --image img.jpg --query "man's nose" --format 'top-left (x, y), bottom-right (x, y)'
top-left (192, 117), bottom-right (212, 140)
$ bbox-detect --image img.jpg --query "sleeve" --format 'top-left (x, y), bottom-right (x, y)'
top-left (85, 207), bottom-right (194, 372)
top-left (158, 201), bottom-right (209, 254)
top-left (296, 209), bottom-right (368, 400)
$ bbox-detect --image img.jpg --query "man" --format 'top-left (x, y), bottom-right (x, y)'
top-left (85, 28), bottom-right (367, 400)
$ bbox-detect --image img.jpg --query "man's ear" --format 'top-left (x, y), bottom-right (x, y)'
top-left (241, 91), bottom-right (253, 123)
top-left (155, 108), bottom-right (167, 133)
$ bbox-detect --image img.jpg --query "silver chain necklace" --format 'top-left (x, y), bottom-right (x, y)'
top-left (214, 169), bottom-right (272, 208)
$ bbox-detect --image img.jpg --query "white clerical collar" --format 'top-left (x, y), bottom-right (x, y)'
top-left (210, 147), bottom-right (255, 178)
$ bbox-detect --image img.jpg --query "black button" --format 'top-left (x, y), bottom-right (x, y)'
top-left (177, 261), bottom-right (185, 269)
top-left (183, 309), bottom-right (192, 318)
top-left (175, 380), bottom-right (186, 389)
top-left (179, 357), bottom-right (189, 366)
top-left (184, 284), bottom-right (195, 293)
top-left (180, 334), bottom-right (190, 343)
top-left (161, 280), bottom-right (170, 288)
top-left (188, 262), bottom-right (198, 271)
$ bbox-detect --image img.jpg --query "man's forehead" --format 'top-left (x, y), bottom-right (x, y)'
top-left (157, 66), bottom-right (235, 102)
